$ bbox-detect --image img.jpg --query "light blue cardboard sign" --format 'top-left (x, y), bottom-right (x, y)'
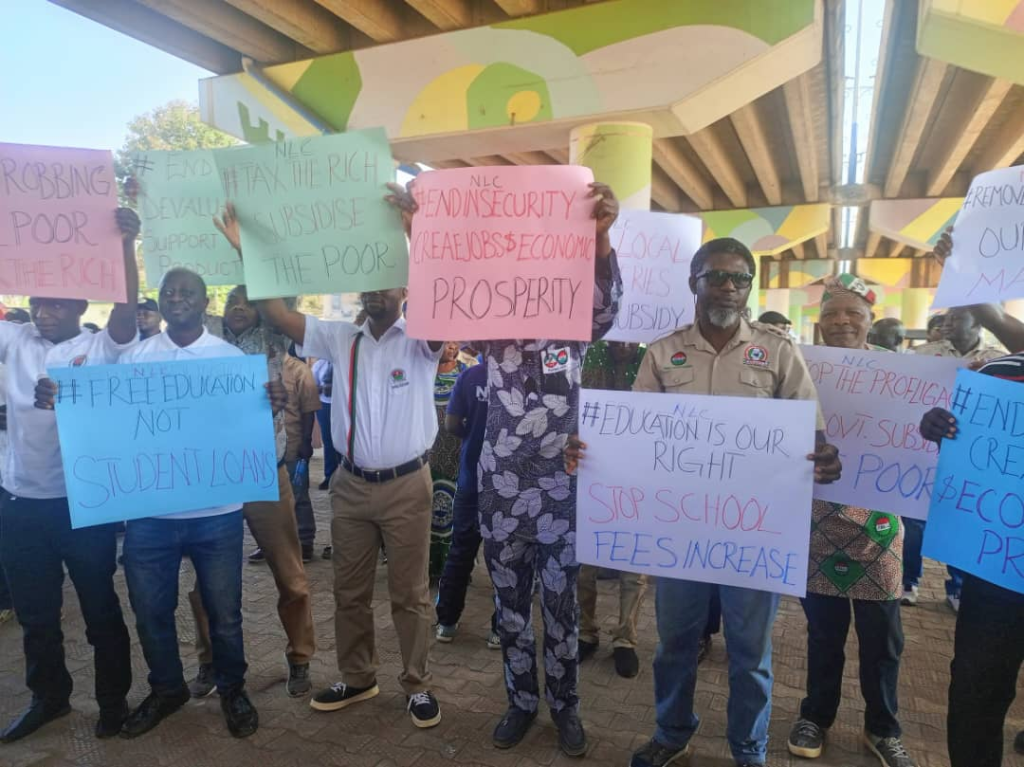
top-left (924, 369), bottom-right (1024, 594)
top-left (49, 355), bottom-right (279, 528)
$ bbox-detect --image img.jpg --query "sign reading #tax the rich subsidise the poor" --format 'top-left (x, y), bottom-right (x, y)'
top-left (406, 165), bottom-right (598, 341)
top-left (575, 388), bottom-right (817, 597)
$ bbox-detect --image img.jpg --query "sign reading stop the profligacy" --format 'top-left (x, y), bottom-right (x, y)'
top-left (406, 165), bottom-right (597, 341)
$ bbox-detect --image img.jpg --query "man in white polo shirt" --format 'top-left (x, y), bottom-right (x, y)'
top-left (0, 208), bottom-right (141, 744)
top-left (214, 203), bottom-right (444, 729)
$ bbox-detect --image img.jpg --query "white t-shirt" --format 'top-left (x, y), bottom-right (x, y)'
top-left (0, 322), bottom-right (138, 499)
top-left (301, 316), bottom-right (440, 470)
top-left (120, 328), bottom-right (246, 519)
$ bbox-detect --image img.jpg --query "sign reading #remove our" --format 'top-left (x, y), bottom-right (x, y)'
top-left (50, 355), bottom-right (279, 528)
top-left (576, 388), bottom-right (817, 597)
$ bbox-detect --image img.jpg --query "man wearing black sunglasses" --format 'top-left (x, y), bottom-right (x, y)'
top-left (625, 237), bottom-right (841, 767)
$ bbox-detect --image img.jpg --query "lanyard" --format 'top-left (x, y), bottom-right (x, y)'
top-left (346, 333), bottom-right (363, 461)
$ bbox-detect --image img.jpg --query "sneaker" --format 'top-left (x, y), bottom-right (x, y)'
top-left (407, 691), bottom-right (441, 728)
top-left (578, 639), bottom-right (598, 661)
top-left (220, 688), bottom-right (258, 738)
top-left (946, 594), bottom-right (960, 613)
top-left (322, 545), bottom-right (333, 560)
top-left (630, 739), bottom-right (691, 767)
top-left (0, 608), bottom-right (14, 625)
top-left (492, 707), bottom-right (536, 749)
top-left (788, 718), bottom-right (825, 758)
top-left (613, 646), bottom-right (640, 678)
top-left (286, 660), bottom-right (312, 698)
top-left (248, 548), bottom-right (265, 564)
top-left (301, 545), bottom-right (313, 563)
top-left (1014, 729), bottom-right (1024, 754)
top-left (435, 623), bottom-right (458, 643)
top-left (863, 732), bottom-right (916, 767)
top-left (900, 586), bottom-right (919, 606)
top-left (697, 636), bottom-right (711, 665)
top-left (189, 663), bottom-right (216, 698)
top-left (487, 631), bottom-right (501, 650)
top-left (310, 681), bottom-right (379, 712)
top-left (552, 709), bottom-right (587, 757)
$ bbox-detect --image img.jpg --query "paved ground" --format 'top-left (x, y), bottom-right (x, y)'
top-left (1, 454), bottom-right (1021, 767)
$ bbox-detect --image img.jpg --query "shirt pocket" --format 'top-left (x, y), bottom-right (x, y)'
top-left (739, 368), bottom-right (775, 396)
top-left (661, 367), bottom-right (695, 391)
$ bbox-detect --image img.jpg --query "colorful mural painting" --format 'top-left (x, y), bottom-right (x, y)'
top-left (918, 0), bottom-right (1024, 84)
top-left (699, 203), bottom-right (831, 256)
top-left (867, 197), bottom-right (962, 250)
top-left (199, 0), bottom-right (821, 153)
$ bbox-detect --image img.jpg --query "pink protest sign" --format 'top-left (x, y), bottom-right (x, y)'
top-left (407, 165), bottom-right (597, 341)
top-left (0, 142), bottom-right (125, 301)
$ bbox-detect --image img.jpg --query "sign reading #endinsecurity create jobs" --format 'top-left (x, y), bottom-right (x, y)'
top-left (50, 355), bottom-right (279, 528)
top-left (576, 388), bottom-right (817, 597)
top-left (0, 142), bottom-right (126, 301)
top-left (406, 165), bottom-right (598, 341)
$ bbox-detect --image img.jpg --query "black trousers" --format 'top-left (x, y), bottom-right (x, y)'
top-left (800, 593), bottom-right (903, 737)
top-left (948, 574), bottom-right (1024, 767)
top-left (0, 494), bottom-right (132, 710)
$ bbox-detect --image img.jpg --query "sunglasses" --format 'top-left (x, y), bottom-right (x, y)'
top-left (695, 270), bottom-right (754, 289)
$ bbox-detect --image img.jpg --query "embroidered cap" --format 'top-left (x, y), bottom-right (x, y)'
top-left (822, 273), bottom-right (876, 306)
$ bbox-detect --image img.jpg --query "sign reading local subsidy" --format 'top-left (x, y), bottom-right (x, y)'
top-left (932, 164), bottom-right (1024, 308)
top-left (803, 346), bottom-right (963, 520)
top-left (0, 142), bottom-right (125, 301)
top-left (576, 388), bottom-right (817, 597)
top-left (605, 209), bottom-right (700, 343)
top-left (50, 355), bottom-right (279, 528)
top-left (131, 148), bottom-right (242, 287)
top-left (406, 165), bottom-right (597, 341)
top-left (213, 128), bottom-right (408, 299)
top-left (924, 370), bottom-right (1024, 594)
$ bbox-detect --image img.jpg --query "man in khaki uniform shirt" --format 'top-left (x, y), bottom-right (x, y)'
top-left (621, 238), bottom-right (839, 767)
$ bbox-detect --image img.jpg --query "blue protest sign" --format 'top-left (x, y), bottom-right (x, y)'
top-left (49, 355), bottom-right (279, 528)
top-left (924, 369), bottom-right (1024, 594)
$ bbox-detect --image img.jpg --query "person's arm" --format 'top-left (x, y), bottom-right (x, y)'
top-left (297, 364), bottom-right (320, 459)
top-left (106, 207), bottom-right (141, 344)
top-left (587, 182), bottom-right (623, 341)
top-left (777, 343), bottom-right (842, 483)
top-left (920, 407), bottom-right (958, 444)
top-left (445, 413), bottom-right (467, 438)
top-left (444, 370), bottom-right (471, 437)
top-left (630, 347), bottom-right (663, 393)
top-left (298, 411), bottom-right (315, 460)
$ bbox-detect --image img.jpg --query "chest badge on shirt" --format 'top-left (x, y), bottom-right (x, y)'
top-left (389, 368), bottom-right (409, 389)
top-left (743, 345), bottom-right (769, 368)
top-left (669, 351), bottom-right (688, 367)
top-left (542, 346), bottom-right (570, 375)
top-left (70, 354), bottom-right (87, 367)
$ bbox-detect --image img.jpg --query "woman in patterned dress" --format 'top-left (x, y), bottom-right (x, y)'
top-left (787, 274), bottom-right (916, 767)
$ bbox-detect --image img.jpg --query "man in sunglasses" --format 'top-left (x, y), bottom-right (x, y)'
top-left (626, 237), bottom-right (841, 767)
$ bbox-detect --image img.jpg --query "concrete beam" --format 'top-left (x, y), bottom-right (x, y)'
top-left (973, 98), bottom-right (1024, 172)
top-left (222, 0), bottom-right (359, 53)
top-left (493, 0), bottom-right (542, 15)
top-left (783, 73), bottom-right (820, 202)
top-left (730, 102), bottom-right (782, 205)
top-left (687, 127), bottom-right (747, 208)
top-left (651, 139), bottom-right (714, 210)
top-left (314, 0), bottom-right (432, 42)
top-left (884, 56), bottom-right (948, 198)
top-left (403, 0), bottom-right (473, 30)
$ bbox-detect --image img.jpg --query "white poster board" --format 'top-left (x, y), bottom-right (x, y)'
top-left (802, 346), bottom-right (963, 520)
top-left (576, 388), bottom-right (816, 597)
top-left (932, 165), bottom-right (1024, 308)
top-left (604, 209), bottom-right (700, 343)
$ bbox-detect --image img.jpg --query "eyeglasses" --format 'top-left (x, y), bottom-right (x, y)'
top-left (695, 270), bottom-right (754, 289)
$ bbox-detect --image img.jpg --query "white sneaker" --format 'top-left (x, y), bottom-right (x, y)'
top-left (900, 586), bottom-right (918, 606)
top-left (946, 594), bottom-right (960, 613)
top-left (435, 623), bottom-right (458, 643)
top-left (487, 631), bottom-right (501, 650)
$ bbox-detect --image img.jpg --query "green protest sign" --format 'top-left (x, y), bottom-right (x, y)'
top-left (131, 149), bottom-right (243, 287)
top-left (213, 128), bottom-right (408, 299)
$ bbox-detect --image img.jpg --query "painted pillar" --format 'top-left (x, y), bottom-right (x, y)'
top-left (569, 122), bottom-right (653, 211)
top-left (902, 288), bottom-right (932, 331)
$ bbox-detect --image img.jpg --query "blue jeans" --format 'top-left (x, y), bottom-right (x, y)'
top-left (0, 556), bottom-right (10, 611)
top-left (317, 404), bottom-right (338, 481)
top-left (436, 490), bottom-right (481, 628)
top-left (653, 578), bottom-right (780, 764)
top-left (124, 511), bottom-right (247, 696)
top-left (286, 458), bottom-right (315, 548)
top-left (902, 518), bottom-right (963, 595)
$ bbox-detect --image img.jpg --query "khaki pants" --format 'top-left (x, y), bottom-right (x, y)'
top-left (190, 465), bottom-right (315, 665)
top-left (578, 565), bottom-right (648, 649)
top-left (330, 463), bottom-right (433, 694)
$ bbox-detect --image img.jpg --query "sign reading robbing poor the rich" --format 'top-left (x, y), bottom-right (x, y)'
top-left (802, 345), bottom-right (964, 520)
top-left (576, 388), bottom-right (817, 597)
top-left (406, 165), bottom-right (597, 341)
top-left (50, 355), bottom-right (279, 528)
top-left (130, 148), bottom-right (242, 287)
top-left (0, 142), bottom-right (125, 301)
top-left (604, 209), bottom-right (700, 343)
top-left (924, 370), bottom-right (1024, 594)
top-left (213, 128), bottom-right (408, 299)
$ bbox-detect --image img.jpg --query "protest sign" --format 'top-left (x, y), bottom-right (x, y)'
top-left (802, 345), bottom-right (963, 520)
top-left (576, 387), bottom-right (816, 596)
top-left (0, 142), bottom-right (125, 301)
top-left (924, 370), bottom-right (1024, 594)
top-left (604, 209), bottom-right (700, 343)
top-left (130, 149), bottom-right (241, 287)
top-left (932, 165), bottom-right (1024, 308)
top-left (50, 355), bottom-right (278, 528)
top-left (213, 128), bottom-right (407, 299)
top-left (406, 165), bottom-right (597, 341)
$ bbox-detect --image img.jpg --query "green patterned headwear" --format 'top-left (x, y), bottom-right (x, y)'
top-left (822, 273), bottom-right (876, 306)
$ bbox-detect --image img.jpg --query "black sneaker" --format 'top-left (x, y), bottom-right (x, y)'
top-left (613, 646), bottom-right (640, 678)
top-left (221, 688), bottom-right (258, 738)
top-left (0, 700), bottom-right (71, 743)
top-left (863, 732), bottom-right (916, 767)
top-left (407, 691), bottom-right (441, 728)
top-left (189, 663), bottom-right (216, 698)
top-left (578, 639), bottom-right (598, 661)
top-left (120, 689), bottom-right (190, 739)
top-left (788, 718), bottom-right (825, 758)
top-left (318, 479), bottom-right (330, 490)
top-left (95, 700), bottom-right (128, 739)
top-left (630, 738), bottom-right (691, 767)
top-left (322, 545), bottom-right (333, 560)
top-left (248, 548), bottom-right (265, 563)
top-left (286, 660), bottom-right (312, 697)
top-left (552, 708), bottom-right (587, 757)
top-left (310, 681), bottom-right (379, 712)
top-left (492, 707), bottom-right (537, 749)
top-left (301, 545), bottom-right (314, 563)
